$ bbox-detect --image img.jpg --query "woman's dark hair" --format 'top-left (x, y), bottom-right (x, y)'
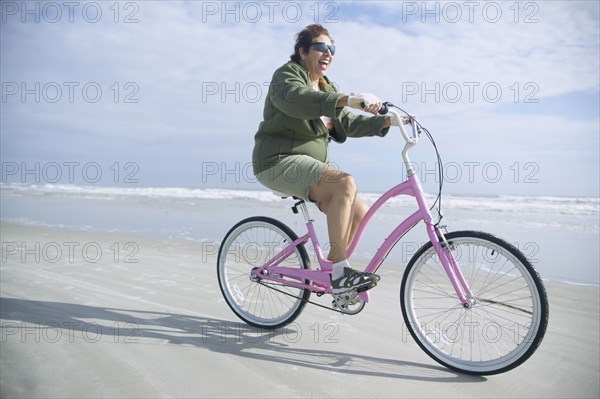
top-left (290, 24), bottom-right (332, 63)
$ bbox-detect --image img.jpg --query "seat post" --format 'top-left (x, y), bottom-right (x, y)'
top-left (292, 199), bottom-right (313, 223)
top-left (273, 191), bottom-right (314, 223)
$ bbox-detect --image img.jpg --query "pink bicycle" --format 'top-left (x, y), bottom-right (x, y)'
top-left (217, 104), bottom-right (548, 375)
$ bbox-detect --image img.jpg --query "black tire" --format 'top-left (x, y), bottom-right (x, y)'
top-left (400, 230), bottom-right (549, 375)
top-left (217, 217), bottom-right (311, 329)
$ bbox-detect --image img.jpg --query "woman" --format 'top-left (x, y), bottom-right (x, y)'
top-left (252, 24), bottom-right (401, 294)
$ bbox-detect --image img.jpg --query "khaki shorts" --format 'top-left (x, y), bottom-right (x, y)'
top-left (255, 155), bottom-right (327, 201)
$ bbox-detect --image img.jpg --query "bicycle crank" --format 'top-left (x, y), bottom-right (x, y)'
top-left (332, 290), bottom-right (366, 315)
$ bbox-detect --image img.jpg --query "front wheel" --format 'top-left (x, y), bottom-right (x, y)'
top-left (400, 231), bottom-right (549, 375)
top-left (217, 217), bottom-right (311, 329)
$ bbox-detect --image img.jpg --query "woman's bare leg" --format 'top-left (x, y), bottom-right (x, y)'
top-left (308, 166), bottom-right (365, 263)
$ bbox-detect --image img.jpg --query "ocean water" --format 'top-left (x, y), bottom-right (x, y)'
top-left (1, 183), bottom-right (599, 286)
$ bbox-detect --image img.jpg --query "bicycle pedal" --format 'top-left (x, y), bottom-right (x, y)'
top-left (357, 280), bottom-right (377, 293)
top-left (332, 290), bottom-right (357, 306)
top-left (331, 290), bottom-right (366, 315)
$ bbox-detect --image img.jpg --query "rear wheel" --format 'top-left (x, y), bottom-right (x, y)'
top-left (400, 231), bottom-right (549, 375)
top-left (217, 217), bottom-right (311, 329)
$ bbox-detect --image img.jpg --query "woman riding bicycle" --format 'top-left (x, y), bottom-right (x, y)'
top-left (252, 24), bottom-right (403, 293)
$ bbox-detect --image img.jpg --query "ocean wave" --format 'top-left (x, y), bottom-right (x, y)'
top-left (2, 182), bottom-right (598, 216)
top-left (435, 194), bottom-right (600, 216)
top-left (0, 183), bottom-right (278, 202)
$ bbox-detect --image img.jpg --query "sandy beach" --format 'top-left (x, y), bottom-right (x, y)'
top-left (1, 222), bottom-right (598, 398)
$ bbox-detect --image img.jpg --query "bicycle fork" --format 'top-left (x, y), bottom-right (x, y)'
top-left (427, 223), bottom-right (476, 309)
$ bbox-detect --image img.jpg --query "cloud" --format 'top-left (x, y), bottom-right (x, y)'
top-left (1, 1), bottom-right (598, 196)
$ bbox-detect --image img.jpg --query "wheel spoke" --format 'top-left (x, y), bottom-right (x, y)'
top-left (217, 218), bottom-right (310, 328)
top-left (401, 231), bottom-right (548, 375)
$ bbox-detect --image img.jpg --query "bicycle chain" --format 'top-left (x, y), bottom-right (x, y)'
top-left (257, 280), bottom-right (357, 315)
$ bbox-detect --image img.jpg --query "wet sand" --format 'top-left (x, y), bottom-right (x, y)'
top-left (1, 223), bottom-right (598, 398)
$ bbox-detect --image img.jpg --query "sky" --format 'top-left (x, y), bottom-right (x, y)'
top-left (1, 0), bottom-right (599, 197)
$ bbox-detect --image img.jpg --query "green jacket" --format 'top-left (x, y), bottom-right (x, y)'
top-left (252, 61), bottom-right (389, 174)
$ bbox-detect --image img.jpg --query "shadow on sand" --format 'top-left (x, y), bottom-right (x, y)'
top-left (1, 297), bottom-right (486, 383)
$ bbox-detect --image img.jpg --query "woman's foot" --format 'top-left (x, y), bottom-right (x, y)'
top-left (330, 266), bottom-right (380, 294)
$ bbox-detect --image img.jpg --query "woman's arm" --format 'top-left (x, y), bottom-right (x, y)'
top-left (336, 95), bottom-right (392, 128)
top-left (336, 96), bottom-right (348, 108)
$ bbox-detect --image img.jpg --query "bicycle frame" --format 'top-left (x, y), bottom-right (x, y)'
top-left (221, 107), bottom-right (548, 375)
top-left (253, 111), bottom-right (476, 308)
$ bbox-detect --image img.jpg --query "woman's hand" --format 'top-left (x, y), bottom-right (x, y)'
top-left (347, 93), bottom-right (383, 115)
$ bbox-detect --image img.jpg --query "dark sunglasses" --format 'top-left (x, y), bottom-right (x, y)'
top-left (311, 42), bottom-right (336, 56)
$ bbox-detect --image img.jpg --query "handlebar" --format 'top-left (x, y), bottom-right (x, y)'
top-left (390, 108), bottom-right (419, 145)
top-left (360, 101), bottom-right (419, 144)
top-left (367, 101), bottom-right (421, 176)
top-left (360, 99), bottom-right (443, 219)
top-left (378, 102), bottom-right (420, 145)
